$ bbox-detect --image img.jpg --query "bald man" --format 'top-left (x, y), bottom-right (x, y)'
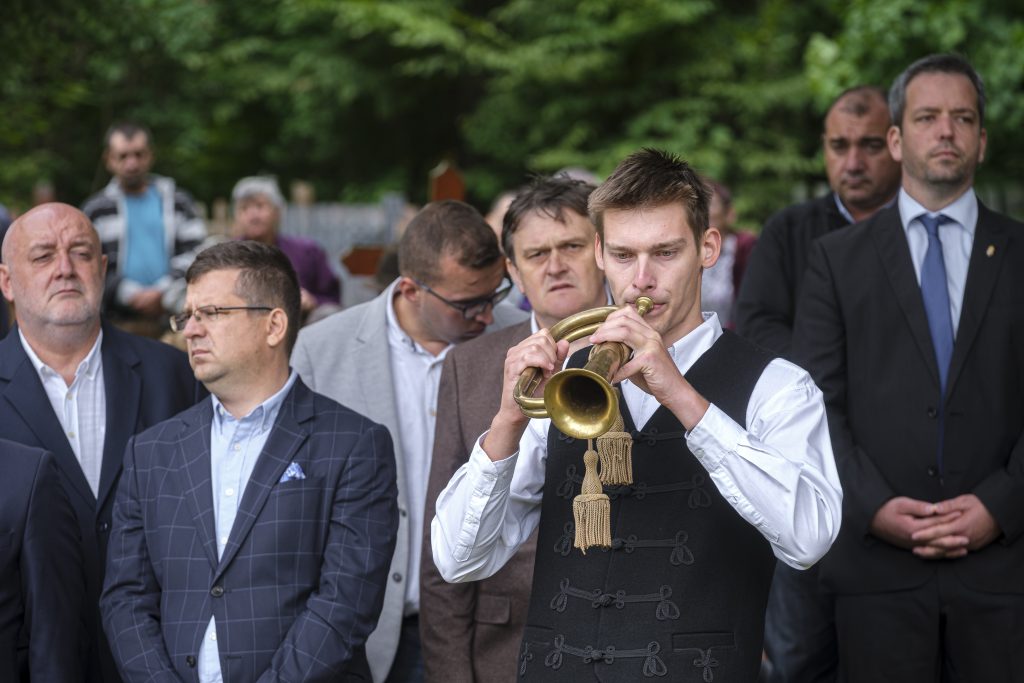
top-left (0, 203), bottom-right (202, 683)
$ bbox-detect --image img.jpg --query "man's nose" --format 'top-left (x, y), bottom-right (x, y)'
top-left (843, 147), bottom-right (866, 172)
top-left (55, 250), bottom-right (75, 275)
top-left (633, 256), bottom-right (656, 291)
top-left (547, 249), bottom-right (567, 275)
top-left (473, 305), bottom-right (495, 326)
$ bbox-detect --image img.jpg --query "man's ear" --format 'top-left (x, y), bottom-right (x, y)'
top-left (0, 264), bottom-right (12, 302)
top-left (701, 228), bottom-right (722, 270)
top-left (594, 233), bottom-right (605, 272)
top-left (887, 124), bottom-right (903, 163)
top-left (265, 308), bottom-right (289, 349)
top-left (506, 256), bottom-right (525, 294)
top-left (395, 276), bottom-right (421, 302)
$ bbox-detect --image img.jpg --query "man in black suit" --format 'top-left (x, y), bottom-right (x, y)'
top-left (736, 85), bottom-right (901, 357)
top-left (794, 54), bottom-right (1024, 681)
top-left (0, 203), bottom-right (201, 683)
top-left (735, 86), bottom-right (901, 683)
top-left (0, 439), bottom-right (84, 683)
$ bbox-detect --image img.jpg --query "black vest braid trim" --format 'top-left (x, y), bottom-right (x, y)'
top-left (539, 635), bottom-right (668, 677)
top-left (518, 641), bottom-right (535, 676)
top-left (683, 647), bottom-right (720, 682)
top-left (550, 578), bottom-right (680, 620)
top-left (553, 522), bottom-right (574, 556)
top-left (556, 464), bottom-right (712, 506)
top-left (631, 426), bottom-right (687, 445)
top-left (553, 523), bottom-right (695, 566)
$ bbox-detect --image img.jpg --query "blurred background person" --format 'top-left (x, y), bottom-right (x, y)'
top-left (82, 122), bottom-right (207, 337)
top-left (700, 180), bottom-right (756, 329)
top-left (232, 175), bottom-right (341, 323)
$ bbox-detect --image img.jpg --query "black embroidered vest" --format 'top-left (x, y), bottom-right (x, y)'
top-left (518, 331), bottom-right (775, 682)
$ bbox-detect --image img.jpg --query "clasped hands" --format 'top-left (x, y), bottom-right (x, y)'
top-left (870, 493), bottom-right (1000, 559)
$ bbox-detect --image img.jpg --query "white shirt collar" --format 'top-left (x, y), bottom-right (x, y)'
top-left (897, 186), bottom-right (978, 235)
top-left (659, 311), bottom-right (722, 375)
top-left (20, 328), bottom-right (104, 383)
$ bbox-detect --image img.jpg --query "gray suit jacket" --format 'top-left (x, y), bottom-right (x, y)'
top-left (420, 321), bottom-right (538, 683)
top-left (290, 284), bottom-right (527, 682)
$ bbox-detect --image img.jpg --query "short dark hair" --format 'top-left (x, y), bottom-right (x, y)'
top-left (104, 121), bottom-right (153, 149)
top-left (889, 54), bottom-right (985, 129)
top-left (186, 240), bottom-right (302, 353)
top-left (826, 85), bottom-right (890, 121)
top-left (502, 174), bottom-right (595, 262)
top-left (398, 200), bottom-right (502, 284)
top-left (588, 148), bottom-right (710, 244)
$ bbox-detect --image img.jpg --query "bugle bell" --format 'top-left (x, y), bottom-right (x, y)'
top-left (512, 296), bottom-right (653, 440)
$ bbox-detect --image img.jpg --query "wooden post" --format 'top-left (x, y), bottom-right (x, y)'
top-left (428, 159), bottom-right (465, 202)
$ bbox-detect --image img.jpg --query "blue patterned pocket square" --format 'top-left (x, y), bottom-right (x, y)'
top-left (279, 461), bottom-right (306, 483)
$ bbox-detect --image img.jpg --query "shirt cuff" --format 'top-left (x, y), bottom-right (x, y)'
top-left (453, 435), bottom-right (518, 561)
top-left (685, 403), bottom-right (745, 471)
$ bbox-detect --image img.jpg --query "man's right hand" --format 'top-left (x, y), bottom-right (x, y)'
top-left (870, 496), bottom-right (965, 558)
top-left (482, 329), bottom-right (568, 463)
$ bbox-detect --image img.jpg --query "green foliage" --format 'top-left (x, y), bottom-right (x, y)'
top-left (1, 0), bottom-right (1021, 223)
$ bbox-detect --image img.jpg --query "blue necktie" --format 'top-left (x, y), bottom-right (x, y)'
top-left (919, 214), bottom-right (954, 394)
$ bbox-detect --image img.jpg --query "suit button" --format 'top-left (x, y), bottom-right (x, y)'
top-left (210, 585), bottom-right (225, 597)
top-left (98, 521), bottom-right (111, 532)
top-left (186, 656), bottom-right (197, 668)
top-left (927, 466), bottom-right (938, 477)
top-left (400, 508), bottom-right (408, 518)
top-left (392, 572), bottom-right (403, 583)
top-left (926, 407), bottom-right (938, 418)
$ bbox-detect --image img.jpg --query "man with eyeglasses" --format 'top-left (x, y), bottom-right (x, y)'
top-left (291, 199), bottom-right (527, 683)
top-left (102, 240), bottom-right (399, 682)
top-left (420, 174), bottom-right (608, 683)
top-left (0, 203), bottom-right (201, 683)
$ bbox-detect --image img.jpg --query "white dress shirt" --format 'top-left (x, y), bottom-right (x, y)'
top-left (432, 312), bottom-right (843, 582)
top-left (897, 187), bottom-right (976, 335)
top-left (385, 292), bottom-right (452, 615)
top-left (20, 329), bottom-right (106, 497)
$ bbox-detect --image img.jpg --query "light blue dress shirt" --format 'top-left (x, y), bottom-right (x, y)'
top-left (897, 188), bottom-right (977, 336)
top-left (197, 371), bottom-right (298, 683)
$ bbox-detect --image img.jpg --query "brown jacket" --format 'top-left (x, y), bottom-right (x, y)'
top-left (421, 321), bottom-right (537, 683)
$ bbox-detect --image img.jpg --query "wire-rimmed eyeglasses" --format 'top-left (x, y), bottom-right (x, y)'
top-left (169, 305), bottom-right (273, 332)
top-left (412, 277), bottom-right (512, 320)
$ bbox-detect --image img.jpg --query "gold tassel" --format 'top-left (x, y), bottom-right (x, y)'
top-left (573, 441), bottom-right (611, 553)
top-left (597, 413), bottom-right (633, 485)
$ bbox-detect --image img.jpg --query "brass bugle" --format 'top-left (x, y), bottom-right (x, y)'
top-left (512, 296), bottom-right (654, 439)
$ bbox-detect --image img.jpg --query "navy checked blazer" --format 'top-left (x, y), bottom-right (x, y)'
top-left (101, 377), bottom-right (398, 682)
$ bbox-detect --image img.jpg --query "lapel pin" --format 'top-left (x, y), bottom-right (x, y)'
top-left (986, 245), bottom-right (995, 257)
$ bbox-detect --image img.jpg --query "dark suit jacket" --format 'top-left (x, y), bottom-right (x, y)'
top-left (793, 202), bottom-right (1024, 594)
top-left (421, 321), bottom-right (536, 683)
top-left (0, 440), bottom-right (85, 683)
top-left (735, 193), bottom-right (848, 358)
top-left (101, 378), bottom-right (399, 682)
top-left (0, 323), bottom-right (201, 683)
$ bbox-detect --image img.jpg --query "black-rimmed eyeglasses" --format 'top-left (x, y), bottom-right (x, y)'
top-left (412, 278), bottom-right (512, 320)
top-left (169, 305), bottom-right (273, 332)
